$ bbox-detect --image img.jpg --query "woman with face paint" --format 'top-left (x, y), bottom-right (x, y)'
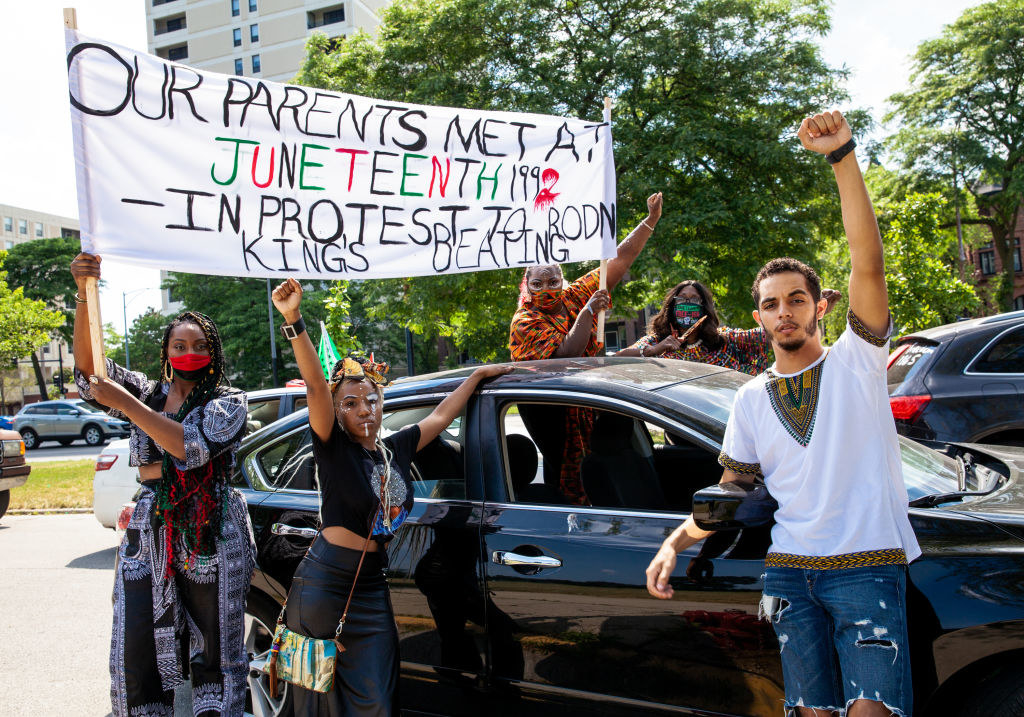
top-left (69, 253), bottom-right (255, 717)
top-left (509, 193), bottom-right (663, 504)
top-left (618, 280), bottom-right (840, 375)
top-left (271, 277), bottom-right (511, 716)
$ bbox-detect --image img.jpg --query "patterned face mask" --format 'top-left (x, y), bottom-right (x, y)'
top-left (674, 299), bottom-right (703, 327)
top-left (530, 288), bottom-right (563, 311)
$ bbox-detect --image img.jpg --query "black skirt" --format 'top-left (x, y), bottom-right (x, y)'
top-left (285, 535), bottom-right (399, 717)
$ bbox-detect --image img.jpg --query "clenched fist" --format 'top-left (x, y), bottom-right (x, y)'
top-left (798, 110), bottom-right (853, 156)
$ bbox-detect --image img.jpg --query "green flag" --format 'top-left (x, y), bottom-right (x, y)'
top-left (317, 321), bottom-right (341, 380)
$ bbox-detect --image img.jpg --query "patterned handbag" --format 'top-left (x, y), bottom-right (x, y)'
top-left (264, 502), bottom-right (381, 698)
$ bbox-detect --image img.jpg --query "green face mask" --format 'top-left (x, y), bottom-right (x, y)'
top-left (674, 299), bottom-right (703, 328)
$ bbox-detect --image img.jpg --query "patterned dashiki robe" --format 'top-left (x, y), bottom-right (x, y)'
top-left (628, 326), bottom-right (771, 376)
top-left (508, 269), bottom-right (604, 504)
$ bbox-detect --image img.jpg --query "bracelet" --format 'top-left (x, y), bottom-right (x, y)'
top-left (74, 292), bottom-right (87, 304)
top-left (826, 138), bottom-right (857, 165)
top-left (280, 315), bottom-right (306, 341)
top-left (642, 220), bottom-right (656, 231)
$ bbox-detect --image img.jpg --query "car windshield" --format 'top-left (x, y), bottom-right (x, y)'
top-left (898, 437), bottom-right (960, 501)
top-left (667, 372), bottom-right (960, 502)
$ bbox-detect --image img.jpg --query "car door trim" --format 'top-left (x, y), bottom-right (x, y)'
top-left (484, 500), bottom-right (690, 521)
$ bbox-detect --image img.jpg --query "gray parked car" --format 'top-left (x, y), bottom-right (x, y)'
top-left (14, 399), bottom-right (129, 449)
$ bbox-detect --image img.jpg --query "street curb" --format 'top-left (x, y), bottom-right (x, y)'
top-left (8, 508), bottom-right (93, 515)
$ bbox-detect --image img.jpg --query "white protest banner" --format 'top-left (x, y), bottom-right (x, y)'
top-left (65, 29), bottom-right (618, 281)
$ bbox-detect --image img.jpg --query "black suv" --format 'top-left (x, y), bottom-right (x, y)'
top-left (888, 311), bottom-right (1024, 446)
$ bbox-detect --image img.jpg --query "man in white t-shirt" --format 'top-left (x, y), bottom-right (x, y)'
top-left (645, 110), bottom-right (918, 717)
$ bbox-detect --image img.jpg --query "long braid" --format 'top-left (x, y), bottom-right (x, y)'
top-left (153, 311), bottom-right (232, 577)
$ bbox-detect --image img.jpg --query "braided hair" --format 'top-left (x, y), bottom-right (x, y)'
top-left (152, 311), bottom-right (233, 576)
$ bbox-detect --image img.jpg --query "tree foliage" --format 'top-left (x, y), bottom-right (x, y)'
top-left (0, 253), bottom-right (64, 370)
top-left (164, 273), bottom-right (332, 388)
top-left (885, 0), bottom-right (1024, 309)
top-left (295, 0), bottom-right (852, 360)
top-left (819, 193), bottom-right (980, 339)
top-left (106, 309), bottom-right (169, 380)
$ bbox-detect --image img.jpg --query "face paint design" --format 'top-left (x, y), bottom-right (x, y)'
top-left (674, 299), bottom-right (703, 328)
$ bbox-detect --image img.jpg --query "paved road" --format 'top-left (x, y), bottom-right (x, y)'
top-left (24, 442), bottom-right (108, 463)
top-left (0, 514), bottom-right (226, 716)
top-left (0, 514), bottom-right (120, 716)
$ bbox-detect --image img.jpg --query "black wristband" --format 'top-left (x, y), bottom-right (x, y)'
top-left (826, 138), bottom-right (856, 165)
top-left (281, 315), bottom-right (306, 341)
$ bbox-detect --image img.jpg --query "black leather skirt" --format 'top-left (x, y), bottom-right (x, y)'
top-left (285, 535), bottom-right (398, 717)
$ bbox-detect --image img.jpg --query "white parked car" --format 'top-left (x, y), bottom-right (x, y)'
top-left (94, 387), bottom-right (308, 529)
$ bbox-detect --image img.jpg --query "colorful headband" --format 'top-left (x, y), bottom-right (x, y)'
top-left (329, 353), bottom-right (390, 390)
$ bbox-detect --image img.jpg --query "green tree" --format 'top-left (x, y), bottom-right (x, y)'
top-left (106, 309), bottom-right (169, 380)
top-left (0, 253), bottom-right (64, 406)
top-left (3, 237), bottom-right (82, 397)
top-left (295, 0), bottom-right (852, 360)
top-left (819, 193), bottom-right (980, 339)
top-left (886, 0), bottom-right (1024, 310)
top-left (164, 273), bottom-right (332, 388)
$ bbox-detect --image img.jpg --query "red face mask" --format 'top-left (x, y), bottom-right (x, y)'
top-left (168, 354), bottom-right (211, 372)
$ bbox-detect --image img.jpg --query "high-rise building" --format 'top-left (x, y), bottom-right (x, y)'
top-left (0, 204), bottom-right (81, 409)
top-left (145, 0), bottom-right (386, 83)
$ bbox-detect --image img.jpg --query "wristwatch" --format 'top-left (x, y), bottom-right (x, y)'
top-left (826, 138), bottom-right (856, 165)
top-left (281, 316), bottom-right (306, 340)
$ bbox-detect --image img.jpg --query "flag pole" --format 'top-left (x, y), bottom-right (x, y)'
top-left (65, 7), bottom-right (106, 378)
top-left (596, 96), bottom-right (611, 347)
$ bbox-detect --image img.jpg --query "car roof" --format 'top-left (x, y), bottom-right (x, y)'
top-left (389, 356), bottom-right (744, 396)
top-left (244, 387), bottom-right (307, 400)
top-left (903, 311), bottom-right (1024, 343)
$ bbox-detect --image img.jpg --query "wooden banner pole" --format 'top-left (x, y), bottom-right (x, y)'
top-left (596, 96), bottom-right (611, 346)
top-left (64, 7), bottom-right (106, 378)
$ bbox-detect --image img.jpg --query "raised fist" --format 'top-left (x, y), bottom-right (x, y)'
top-left (797, 110), bottom-right (853, 156)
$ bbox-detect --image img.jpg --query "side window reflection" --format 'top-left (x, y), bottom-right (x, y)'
top-left (256, 428), bottom-right (315, 491)
top-left (382, 404), bottom-right (466, 500)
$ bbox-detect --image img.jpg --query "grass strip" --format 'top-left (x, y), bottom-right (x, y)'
top-left (9, 459), bottom-right (95, 509)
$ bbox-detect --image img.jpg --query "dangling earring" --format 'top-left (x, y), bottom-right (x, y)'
top-left (163, 360), bottom-right (173, 382)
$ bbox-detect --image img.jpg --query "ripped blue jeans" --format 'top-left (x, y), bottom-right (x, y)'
top-left (761, 564), bottom-right (911, 716)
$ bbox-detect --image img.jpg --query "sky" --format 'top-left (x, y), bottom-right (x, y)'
top-left (0, 0), bottom-right (987, 335)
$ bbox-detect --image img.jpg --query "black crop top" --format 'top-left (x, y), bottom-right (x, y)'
top-left (313, 421), bottom-right (420, 544)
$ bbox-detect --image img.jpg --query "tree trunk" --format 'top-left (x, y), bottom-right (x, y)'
top-left (30, 352), bottom-right (47, 401)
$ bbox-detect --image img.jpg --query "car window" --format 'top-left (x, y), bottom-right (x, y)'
top-left (74, 401), bottom-right (103, 413)
top-left (255, 428), bottom-right (315, 491)
top-left (381, 404), bottom-right (465, 500)
top-left (247, 398), bottom-right (281, 434)
top-left (293, 397), bottom-right (307, 412)
top-left (500, 401), bottom-right (718, 512)
top-left (26, 406), bottom-right (55, 415)
top-left (887, 341), bottom-right (937, 388)
top-left (971, 327), bottom-right (1024, 374)
top-left (56, 408), bottom-right (78, 415)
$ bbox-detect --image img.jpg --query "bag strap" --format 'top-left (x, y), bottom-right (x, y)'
top-left (333, 485), bottom-right (385, 647)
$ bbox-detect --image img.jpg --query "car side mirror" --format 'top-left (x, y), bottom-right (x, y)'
top-left (692, 482), bottom-right (778, 531)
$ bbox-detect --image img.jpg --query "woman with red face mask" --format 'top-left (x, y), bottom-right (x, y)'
top-left (508, 193), bottom-right (662, 504)
top-left (70, 253), bottom-right (254, 717)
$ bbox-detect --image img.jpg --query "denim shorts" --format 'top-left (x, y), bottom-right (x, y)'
top-left (762, 564), bottom-right (912, 716)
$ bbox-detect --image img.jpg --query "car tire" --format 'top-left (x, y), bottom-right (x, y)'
top-left (951, 659), bottom-right (1024, 717)
top-left (245, 591), bottom-right (294, 717)
top-left (0, 490), bottom-right (9, 519)
top-left (20, 428), bottom-right (38, 450)
top-left (82, 424), bottom-right (105, 447)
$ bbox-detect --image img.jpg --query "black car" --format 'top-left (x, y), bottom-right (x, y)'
top-left (888, 311), bottom-right (1024, 446)
top-left (236, 358), bottom-right (1024, 717)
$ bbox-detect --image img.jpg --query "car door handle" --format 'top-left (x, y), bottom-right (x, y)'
top-left (491, 551), bottom-right (562, 569)
top-left (271, 523), bottom-right (318, 540)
